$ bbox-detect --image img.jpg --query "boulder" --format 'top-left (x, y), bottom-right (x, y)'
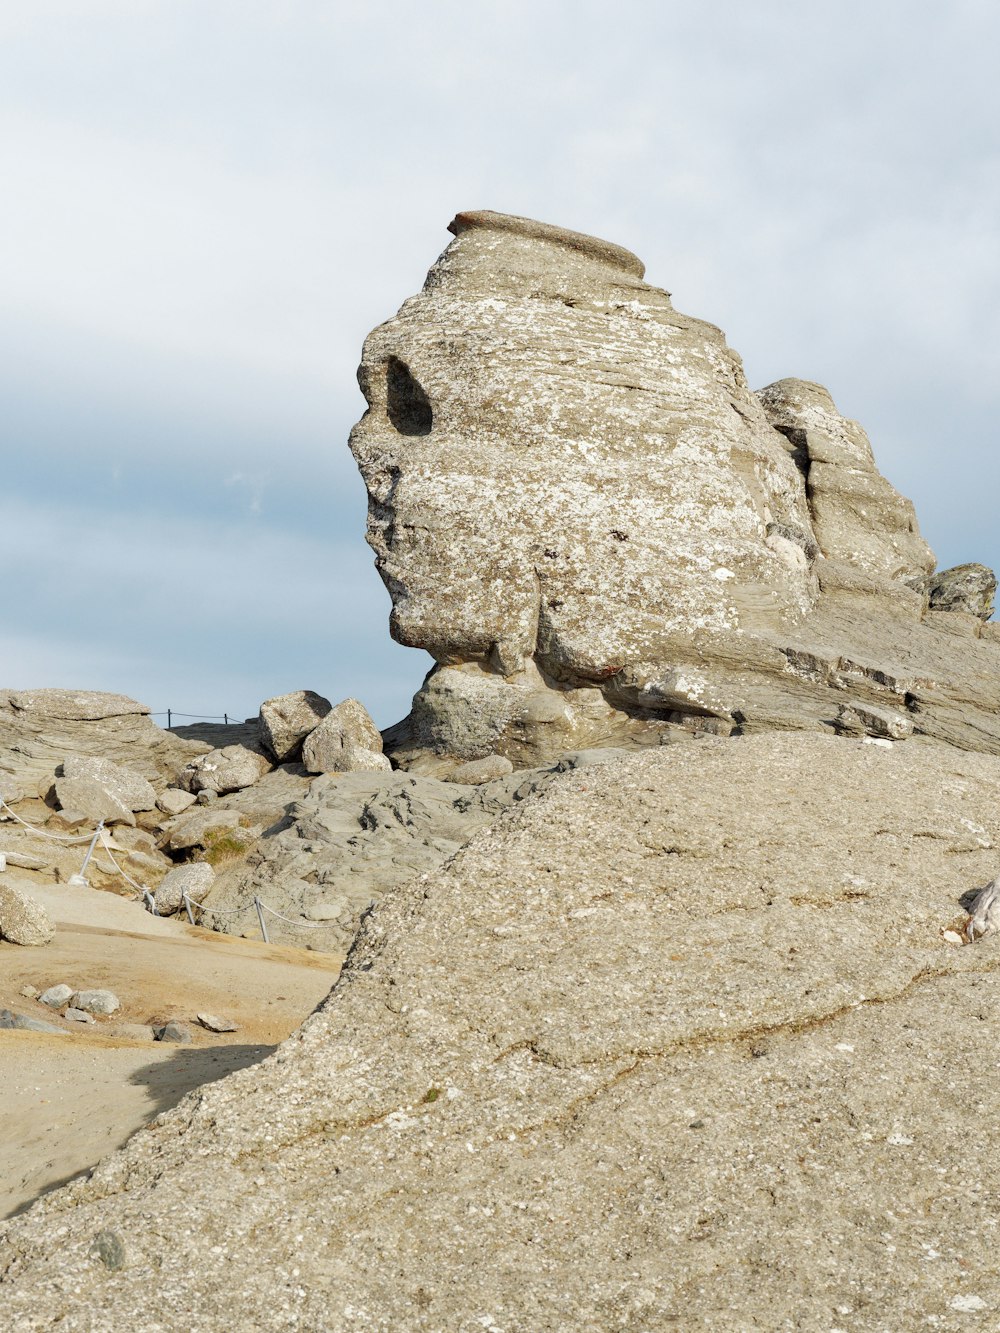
top-left (153, 1021), bottom-right (191, 1044)
top-left (0, 1008), bottom-right (66, 1034)
top-left (350, 210), bottom-right (1000, 765)
top-left (156, 788), bottom-right (198, 817)
top-left (37, 983), bottom-right (73, 1008)
top-left (300, 697), bottom-right (385, 775)
top-left (0, 881), bottom-right (54, 946)
top-left (6, 690), bottom-right (149, 722)
top-left (259, 690), bottom-right (332, 762)
top-left (162, 809), bottom-right (257, 860)
top-left (10, 735), bottom-right (1000, 1327)
top-left (179, 745), bottom-right (271, 796)
top-left (920, 562), bottom-right (997, 619)
top-left (196, 1013), bottom-right (238, 1033)
top-left (154, 862), bottom-right (215, 916)
top-left (54, 755), bottom-right (156, 824)
top-left (69, 989), bottom-right (120, 1016)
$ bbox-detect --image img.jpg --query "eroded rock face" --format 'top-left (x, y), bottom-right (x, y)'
top-left (352, 211), bottom-right (1000, 765)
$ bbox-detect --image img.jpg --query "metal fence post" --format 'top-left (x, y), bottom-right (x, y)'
top-left (255, 896), bottom-right (270, 943)
top-left (167, 709), bottom-right (172, 730)
top-left (69, 820), bottom-right (105, 887)
top-left (183, 894), bottom-right (195, 925)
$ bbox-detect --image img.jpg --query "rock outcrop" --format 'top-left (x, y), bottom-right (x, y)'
top-left (6, 735), bottom-right (1000, 1327)
top-left (351, 210), bottom-right (1000, 767)
top-left (0, 880), bottom-right (53, 946)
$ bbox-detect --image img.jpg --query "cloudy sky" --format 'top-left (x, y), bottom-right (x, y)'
top-left (3, 1), bottom-right (998, 728)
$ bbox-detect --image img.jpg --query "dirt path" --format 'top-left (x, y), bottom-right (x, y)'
top-left (1, 880), bottom-right (342, 1219)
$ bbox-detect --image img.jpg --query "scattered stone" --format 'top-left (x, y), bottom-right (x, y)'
top-left (0, 774), bottom-right (23, 805)
top-left (196, 790), bottom-right (217, 805)
top-left (153, 1021), bottom-right (191, 1044)
top-left (445, 755), bottom-right (515, 784)
top-left (70, 989), bottom-right (120, 1016)
top-left (38, 983), bottom-right (73, 1008)
top-left (18, 984), bottom-right (38, 999)
top-left (259, 690), bottom-right (332, 763)
top-left (3, 851), bottom-right (48, 870)
top-left (0, 880), bottom-right (54, 946)
top-left (196, 1013), bottom-right (239, 1033)
top-left (154, 863), bottom-right (215, 916)
top-left (90, 1230), bottom-right (128, 1271)
top-left (156, 787), bottom-right (197, 817)
top-left (0, 1008), bottom-right (66, 1034)
top-left (64, 1007), bottom-right (95, 1023)
top-left (179, 744), bottom-right (272, 796)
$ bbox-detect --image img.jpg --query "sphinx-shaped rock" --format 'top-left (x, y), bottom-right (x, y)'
top-left (352, 210), bottom-right (1000, 765)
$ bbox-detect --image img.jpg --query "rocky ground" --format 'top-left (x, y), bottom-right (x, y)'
top-left (3, 732), bottom-right (1000, 1330)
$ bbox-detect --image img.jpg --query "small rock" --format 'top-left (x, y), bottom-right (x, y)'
top-left (305, 901), bottom-right (346, 922)
top-left (154, 862), bottom-right (215, 916)
top-left (64, 1007), bottom-right (95, 1023)
top-left (0, 775), bottom-right (23, 805)
top-left (38, 983), bottom-right (74, 1008)
top-left (446, 755), bottom-right (515, 785)
top-left (0, 1008), bottom-right (67, 1034)
top-left (70, 989), bottom-right (121, 1016)
top-left (180, 744), bottom-right (272, 797)
top-left (19, 983), bottom-right (38, 999)
top-left (922, 563), bottom-right (997, 620)
top-left (0, 881), bottom-right (55, 946)
top-left (3, 852), bottom-right (48, 871)
top-left (154, 1021), bottom-right (192, 1044)
top-left (90, 1229), bottom-right (128, 1271)
top-left (196, 1012), bottom-right (239, 1033)
top-left (156, 788), bottom-right (198, 817)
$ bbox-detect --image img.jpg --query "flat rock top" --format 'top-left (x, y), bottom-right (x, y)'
top-left (5, 690), bottom-right (149, 721)
top-left (4, 733), bottom-right (1000, 1329)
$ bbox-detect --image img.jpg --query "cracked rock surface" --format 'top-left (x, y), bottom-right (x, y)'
top-left (4, 733), bottom-right (1000, 1329)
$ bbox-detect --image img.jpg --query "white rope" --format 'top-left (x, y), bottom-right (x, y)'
top-left (182, 894), bottom-right (252, 921)
top-left (259, 901), bottom-right (343, 929)
top-left (94, 842), bottom-right (149, 895)
top-left (0, 796), bottom-right (95, 844)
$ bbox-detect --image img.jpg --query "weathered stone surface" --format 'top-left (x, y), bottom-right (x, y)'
top-left (52, 774), bottom-right (135, 826)
top-left (8, 735), bottom-right (1000, 1328)
top-left (179, 744), bottom-right (272, 796)
top-left (196, 1013), bottom-right (238, 1033)
top-left (154, 862), bottom-right (215, 916)
top-left (920, 562), bottom-right (997, 619)
top-left (162, 808), bottom-right (258, 860)
top-left (352, 211), bottom-right (1000, 766)
top-left (63, 1007), bottom-right (94, 1023)
top-left (445, 754), bottom-right (515, 784)
top-left (300, 698), bottom-right (387, 774)
top-left (258, 690), bottom-right (332, 763)
top-left (57, 755), bottom-right (156, 814)
top-left (38, 984), bottom-right (73, 1008)
top-left (69, 989), bottom-right (120, 1016)
top-left (0, 774), bottom-right (23, 805)
top-left (0, 881), bottom-right (54, 946)
top-left (153, 1021), bottom-right (191, 1044)
top-left (6, 690), bottom-right (149, 722)
top-left (156, 787), bottom-right (197, 817)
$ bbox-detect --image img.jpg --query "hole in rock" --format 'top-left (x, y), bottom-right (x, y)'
top-left (386, 357), bottom-right (433, 436)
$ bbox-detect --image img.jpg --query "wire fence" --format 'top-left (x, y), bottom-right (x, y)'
top-left (149, 711), bottom-right (243, 730)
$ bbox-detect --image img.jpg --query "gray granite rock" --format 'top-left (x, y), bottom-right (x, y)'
top-left (153, 1021), bottom-right (191, 1044)
top-left (69, 989), bottom-right (120, 1016)
top-left (0, 1008), bottom-right (66, 1034)
top-left (37, 983), bottom-right (73, 1008)
top-left (259, 690), bottom-right (332, 763)
top-left (156, 787), bottom-right (198, 816)
top-left (57, 755), bottom-right (156, 812)
top-left (445, 754), bottom-right (515, 784)
top-left (179, 744), bottom-right (272, 796)
top-left (154, 862), bottom-right (215, 916)
top-left (0, 880), bottom-right (54, 945)
top-left (196, 1012), bottom-right (238, 1033)
top-left (301, 698), bottom-right (387, 774)
top-left (63, 1007), bottom-right (94, 1023)
top-left (922, 562), bottom-right (997, 619)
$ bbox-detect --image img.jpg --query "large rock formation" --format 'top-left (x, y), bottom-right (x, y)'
top-left (4, 735), bottom-right (1000, 1328)
top-left (351, 210), bottom-right (1000, 768)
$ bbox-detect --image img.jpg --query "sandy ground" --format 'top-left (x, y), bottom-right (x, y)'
top-left (0, 879), bottom-right (343, 1219)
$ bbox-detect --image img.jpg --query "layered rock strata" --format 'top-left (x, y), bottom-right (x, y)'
top-left (351, 210), bottom-right (1000, 767)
